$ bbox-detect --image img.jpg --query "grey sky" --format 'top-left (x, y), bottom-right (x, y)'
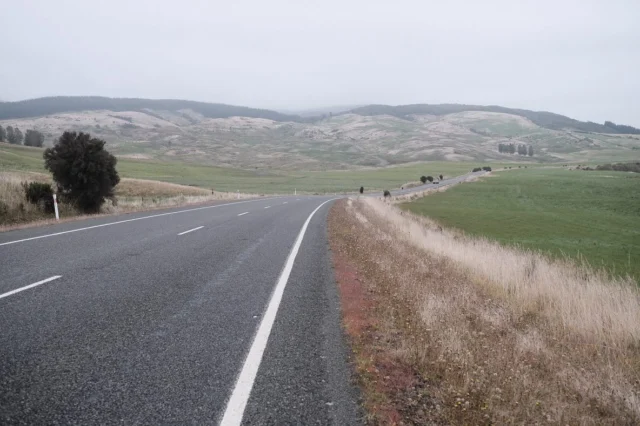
top-left (2, 0), bottom-right (639, 125)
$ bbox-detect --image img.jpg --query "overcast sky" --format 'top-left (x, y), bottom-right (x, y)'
top-left (2, 0), bottom-right (639, 125)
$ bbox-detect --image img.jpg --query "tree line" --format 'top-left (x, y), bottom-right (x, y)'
top-left (0, 125), bottom-right (45, 147)
top-left (498, 143), bottom-right (533, 156)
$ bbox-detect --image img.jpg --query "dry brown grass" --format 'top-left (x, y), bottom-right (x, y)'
top-left (0, 171), bottom-right (260, 230)
top-left (329, 198), bottom-right (640, 425)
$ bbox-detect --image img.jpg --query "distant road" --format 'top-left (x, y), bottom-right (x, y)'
top-left (0, 196), bottom-right (359, 425)
top-left (387, 170), bottom-right (487, 196)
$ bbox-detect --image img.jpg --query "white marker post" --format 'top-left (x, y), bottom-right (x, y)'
top-left (53, 194), bottom-right (60, 221)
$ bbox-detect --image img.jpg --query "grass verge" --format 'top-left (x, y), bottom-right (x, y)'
top-left (328, 197), bottom-right (640, 424)
top-left (401, 168), bottom-right (640, 282)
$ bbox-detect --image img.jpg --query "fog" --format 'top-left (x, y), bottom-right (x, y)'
top-left (2, 0), bottom-right (639, 125)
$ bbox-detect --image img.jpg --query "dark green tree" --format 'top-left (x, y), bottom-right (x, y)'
top-left (359, 186), bottom-right (364, 194)
top-left (528, 145), bottom-right (534, 156)
top-left (14, 128), bottom-right (23, 145)
top-left (420, 175), bottom-right (427, 184)
top-left (24, 129), bottom-right (45, 147)
top-left (426, 176), bottom-right (434, 182)
top-left (44, 132), bottom-right (120, 213)
top-left (0, 125), bottom-right (5, 142)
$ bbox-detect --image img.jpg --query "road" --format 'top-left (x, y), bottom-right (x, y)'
top-left (0, 172), bottom-right (482, 425)
top-left (388, 170), bottom-right (487, 196)
top-left (0, 196), bottom-right (360, 425)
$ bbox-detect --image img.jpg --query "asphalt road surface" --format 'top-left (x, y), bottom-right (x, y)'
top-left (0, 172), bottom-right (482, 425)
top-left (0, 196), bottom-right (360, 425)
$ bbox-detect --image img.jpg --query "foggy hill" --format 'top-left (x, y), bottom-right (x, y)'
top-left (347, 104), bottom-right (640, 135)
top-left (0, 96), bottom-right (302, 123)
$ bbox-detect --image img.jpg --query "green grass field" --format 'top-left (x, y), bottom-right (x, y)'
top-left (401, 168), bottom-right (640, 282)
top-left (0, 143), bottom-right (511, 194)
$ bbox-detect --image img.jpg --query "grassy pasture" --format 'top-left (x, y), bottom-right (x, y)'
top-left (0, 143), bottom-right (512, 194)
top-left (401, 168), bottom-right (640, 281)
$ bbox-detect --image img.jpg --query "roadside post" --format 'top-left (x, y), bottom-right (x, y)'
top-left (53, 193), bottom-right (60, 221)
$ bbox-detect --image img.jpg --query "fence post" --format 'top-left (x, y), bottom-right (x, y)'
top-left (53, 193), bottom-right (60, 220)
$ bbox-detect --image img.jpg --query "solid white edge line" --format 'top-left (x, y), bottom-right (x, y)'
top-left (178, 226), bottom-right (204, 236)
top-left (283, 201), bottom-right (288, 204)
top-left (0, 276), bottom-right (62, 300)
top-left (237, 212), bottom-right (249, 216)
top-left (0, 198), bottom-right (267, 247)
top-left (219, 198), bottom-right (335, 426)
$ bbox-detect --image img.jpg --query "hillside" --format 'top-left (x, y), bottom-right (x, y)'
top-left (0, 96), bottom-right (301, 122)
top-left (1, 97), bottom-right (638, 170)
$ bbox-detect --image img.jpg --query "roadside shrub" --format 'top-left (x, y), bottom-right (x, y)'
top-left (383, 190), bottom-right (391, 197)
top-left (472, 167), bottom-right (482, 172)
top-left (22, 182), bottom-right (54, 213)
top-left (482, 166), bottom-right (492, 171)
top-left (439, 174), bottom-right (443, 180)
top-left (360, 186), bottom-right (364, 194)
top-left (44, 131), bottom-right (120, 213)
top-left (426, 176), bottom-right (434, 182)
top-left (420, 176), bottom-right (427, 184)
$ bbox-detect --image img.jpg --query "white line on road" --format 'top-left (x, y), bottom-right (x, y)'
top-left (219, 198), bottom-right (335, 426)
top-left (263, 206), bottom-right (271, 209)
top-left (178, 226), bottom-right (203, 236)
top-left (282, 201), bottom-right (288, 204)
top-left (0, 276), bottom-right (62, 300)
top-left (237, 212), bottom-right (249, 216)
top-left (0, 198), bottom-right (267, 247)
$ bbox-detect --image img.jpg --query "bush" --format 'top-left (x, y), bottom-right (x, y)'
top-left (482, 166), bottom-right (492, 171)
top-left (472, 167), bottom-right (482, 172)
top-left (426, 176), bottom-right (434, 182)
top-left (383, 190), bottom-right (391, 197)
top-left (420, 176), bottom-right (427, 184)
top-left (439, 174), bottom-right (443, 180)
top-left (360, 186), bottom-right (364, 194)
top-left (44, 131), bottom-right (120, 213)
top-left (22, 182), bottom-right (54, 213)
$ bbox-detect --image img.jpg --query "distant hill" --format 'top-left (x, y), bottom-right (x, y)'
top-left (0, 96), bottom-right (302, 122)
top-left (348, 104), bottom-right (640, 135)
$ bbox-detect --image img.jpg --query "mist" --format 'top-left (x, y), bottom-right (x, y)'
top-left (2, 0), bottom-right (639, 125)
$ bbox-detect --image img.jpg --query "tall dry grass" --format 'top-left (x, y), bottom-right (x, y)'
top-left (363, 198), bottom-right (640, 348)
top-left (0, 171), bottom-right (260, 229)
top-left (332, 197), bottom-right (640, 424)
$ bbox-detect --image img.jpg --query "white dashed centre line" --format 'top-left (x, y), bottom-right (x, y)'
top-left (0, 276), bottom-right (62, 300)
top-left (238, 212), bottom-right (249, 216)
top-left (282, 202), bottom-right (288, 204)
top-left (264, 206), bottom-right (271, 209)
top-left (178, 226), bottom-right (203, 236)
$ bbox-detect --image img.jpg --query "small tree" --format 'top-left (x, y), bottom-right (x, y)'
top-left (528, 145), bottom-right (534, 157)
top-left (44, 132), bottom-right (120, 213)
top-left (383, 190), bottom-right (391, 198)
top-left (420, 175), bottom-right (427, 184)
top-left (24, 129), bottom-right (45, 147)
top-left (0, 125), bottom-right (5, 142)
top-left (482, 166), bottom-right (492, 171)
top-left (359, 186), bottom-right (364, 194)
top-left (439, 174), bottom-right (443, 180)
top-left (426, 176), bottom-right (434, 182)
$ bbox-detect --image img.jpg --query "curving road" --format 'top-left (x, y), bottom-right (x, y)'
top-left (0, 196), bottom-right (359, 425)
top-left (0, 172), bottom-right (482, 425)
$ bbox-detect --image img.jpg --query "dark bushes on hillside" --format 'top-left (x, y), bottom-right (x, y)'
top-left (594, 162), bottom-right (640, 173)
top-left (22, 182), bottom-right (54, 213)
top-left (472, 167), bottom-right (482, 172)
top-left (482, 166), bottom-right (492, 171)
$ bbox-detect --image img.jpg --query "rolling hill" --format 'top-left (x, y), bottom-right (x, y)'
top-left (0, 97), bottom-right (638, 170)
